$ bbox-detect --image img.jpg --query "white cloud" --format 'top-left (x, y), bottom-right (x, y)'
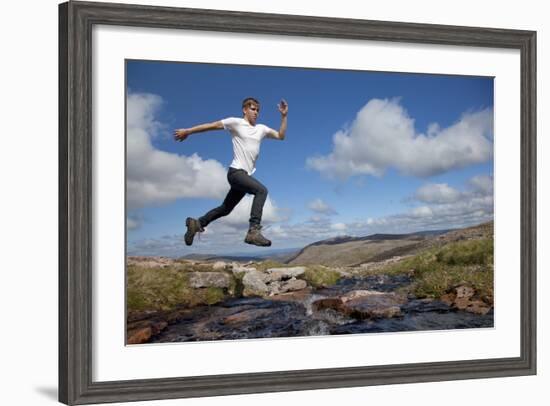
top-left (357, 174), bottom-right (494, 233)
top-left (415, 183), bottom-right (462, 204)
top-left (127, 92), bottom-right (228, 209)
top-left (308, 198), bottom-right (337, 215)
top-left (126, 216), bottom-right (141, 231)
top-left (307, 98), bottom-right (493, 179)
top-left (469, 174), bottom-right (494, 195)
top-left (128, 172), bottom-right (494, 257)
top-left (411, 206), bottom-right (434, 218)
top-left (127, 93), bottom-right (164, 137)
top-left (215, 195), bottom-right (288, 229)
top-left (330, 223), bottom-right (348, 232)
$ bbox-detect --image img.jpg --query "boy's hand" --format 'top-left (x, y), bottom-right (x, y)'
top-left (174, 128), bottom-right (190, 142)
top-left (278, 99), bottom-right (288, 117)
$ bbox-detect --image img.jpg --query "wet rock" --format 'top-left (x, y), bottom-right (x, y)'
top-left (403, 299), bottom-right (452, 314)
top-left (464, 299), bottom-right (492, 315)
top-left (341, 290), bottom-right (406, 304)
top-left (165, 309), bottom-right (193, 324)
top-left (312, 297), bottom-right (345, 313)
top-left (152, 320), bottom-right (168, 334)
top-left (188, 272), bottom-right (232, 288)
top-left (353, 304), bottom-right (402, 319)
top-left (127, 327), bottom-right (152, 344)
top-left (343, 291), bottom-right (406, 319)
top-left (223, 309), bottom-right (273, 325)
top-left (266, 266), bottom-right (306, 281)
top-left (313, 290), bottom-right (406, 319)
top-left (269, 288), bottom-right (313, 302)
top-left (242, 270), bottom-right (270, 297)
top-left (126, 319), bottom-right (168, 344)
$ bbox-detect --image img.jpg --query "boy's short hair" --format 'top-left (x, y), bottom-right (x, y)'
top-left (242, 97), bottom-right (260, 110)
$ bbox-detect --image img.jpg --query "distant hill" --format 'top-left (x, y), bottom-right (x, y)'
top-left (180, 247), bottom-right (300, 264)
top-left (177, 222), bottom-right (493, 267)
top-left (285, 223), bottom-right (492, 267)
top-left (180, 253), bottom-right (262, 262)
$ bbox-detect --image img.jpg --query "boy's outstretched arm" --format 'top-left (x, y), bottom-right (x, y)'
top-left (276, 99), bottom-right (288, 140)
top-left (174, 120), bottom-right (224, 142)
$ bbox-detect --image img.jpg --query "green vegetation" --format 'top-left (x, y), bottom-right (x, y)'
top-left (380, 238), bottom-right (494, 300)
top-left (204, 287), bottom-right (226, 305)
top-left (436, 238), bottom-right (493, 266)
top-left (302, 265), bottom-right (341, 288)
top-left (126, 265), bottom-right (229, 312)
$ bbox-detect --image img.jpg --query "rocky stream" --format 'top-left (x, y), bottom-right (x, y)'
top-left (127, 262), bottom-right (494, 344)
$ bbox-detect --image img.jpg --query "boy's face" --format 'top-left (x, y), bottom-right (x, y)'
top-left (243, 103), bottom-right (260, 125)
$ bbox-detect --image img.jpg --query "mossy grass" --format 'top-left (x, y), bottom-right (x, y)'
top-left (379, 238), bottom-right (494, 300)
top-left (127, 264), bottom-right (231, 312)
top-left (302, 265), bottom-right (341, 288)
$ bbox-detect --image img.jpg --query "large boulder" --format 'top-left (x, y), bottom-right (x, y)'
top-left (242, 270), bottom-right (270, 297)
top-left (268, 278), bottom-right (308, 296)
top-left (240, 268), bottom-right (309, 297)
top-left (231, 265), bottom-right (257, 277)
top-left (313, 290), bottom-right (407, 319)
top-left (188, 272), bottom-right (232, 289)
top-left (281, 278), bottom-right (307, 292)
top-left (266, 267), bottom-right (306, 281)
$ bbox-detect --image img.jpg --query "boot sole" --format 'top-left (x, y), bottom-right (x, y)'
top-left (184, 217), bottom-right (194, 246)
top-left (244, 237), bottom-right (271, 247)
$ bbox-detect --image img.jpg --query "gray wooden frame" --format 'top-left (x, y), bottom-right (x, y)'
top-left (59, 1), bottom-right (537, 404)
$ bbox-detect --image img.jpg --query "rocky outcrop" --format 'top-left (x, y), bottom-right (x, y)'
top-left (440, 285), bottom-right (492, 315)
top-left (242, 270), bottom-right (270, 297)
top-left (241, 267), bottom-right (308, 297)
top-left (231, 265), bottom-right (257, 276)
top-left (268, 278), bottom-right (308, 296)
top-left (266, 266), bottom-right (306, 281)
top-left (313, 290), bottom-right (407, 319)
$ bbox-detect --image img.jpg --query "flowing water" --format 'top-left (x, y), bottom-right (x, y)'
top-left (150, 275), bottom-right (494, 343)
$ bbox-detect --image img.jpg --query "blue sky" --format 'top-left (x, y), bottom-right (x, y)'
top-left (126, 60), bottom-right (494, 257)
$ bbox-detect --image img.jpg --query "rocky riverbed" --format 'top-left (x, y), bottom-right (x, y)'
top-left (127, 257), bottom-right (494, 344)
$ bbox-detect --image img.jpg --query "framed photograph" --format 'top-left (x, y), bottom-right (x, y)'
top-left (59, 1), bottom-right (536, 404)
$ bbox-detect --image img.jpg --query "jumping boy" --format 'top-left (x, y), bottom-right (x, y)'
top-left (174, 97), bottom-right (288, 247)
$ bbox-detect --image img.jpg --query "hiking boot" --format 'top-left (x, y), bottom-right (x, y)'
top-left (244, 224), bottom-right (272, 247)
top-left (184, 217), bottom-right (204, 246)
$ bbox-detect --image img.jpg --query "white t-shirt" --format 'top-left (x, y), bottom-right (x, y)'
top-left (221, 117), bottom-right (280, 175)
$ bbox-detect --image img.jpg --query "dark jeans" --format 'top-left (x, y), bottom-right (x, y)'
top-left (199, 168), bottom-right (268, 228)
